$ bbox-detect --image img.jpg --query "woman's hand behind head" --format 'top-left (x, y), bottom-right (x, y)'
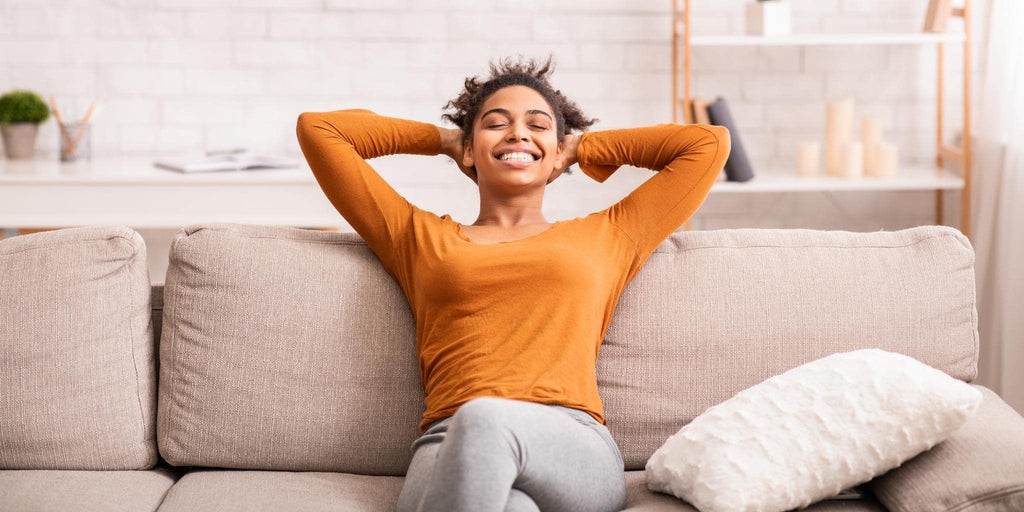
top-left (439, 127), bottom-right (477, 184)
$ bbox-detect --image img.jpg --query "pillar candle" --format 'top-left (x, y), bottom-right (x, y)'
top-left (796, 141), bottom-right (820, 176)
top-left (825, 96), bottom-right (855, 176)
top-left (876, 142), bottom-right (898, 179)
top-left (861, 115), bottom-right (883, 176)
top-left (840, 142), bottom-right (863, 179)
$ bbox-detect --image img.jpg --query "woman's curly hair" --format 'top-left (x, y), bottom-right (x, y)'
top-left (441, 55), bottom-right (598, 149)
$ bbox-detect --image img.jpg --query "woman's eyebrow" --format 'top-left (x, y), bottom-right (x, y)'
top-left (481, 108), bottom-right (511, 119)
top-left (481, 108), bottom-right (553, 121)
top-left (527, 109), bottom-right (553, 120)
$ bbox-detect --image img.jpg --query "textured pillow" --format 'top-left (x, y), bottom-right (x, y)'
top-left (645, 348), bottom-right (982, 512)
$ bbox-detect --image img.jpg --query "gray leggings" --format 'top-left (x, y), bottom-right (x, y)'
top-left (396, 397), bottom-right (627, 512)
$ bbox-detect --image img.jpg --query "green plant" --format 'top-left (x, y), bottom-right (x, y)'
top-left (0, 89), bottom-right (50, 125)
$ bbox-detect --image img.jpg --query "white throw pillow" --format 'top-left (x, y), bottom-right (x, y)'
top-left (645, 348), bottom-right (982, 512)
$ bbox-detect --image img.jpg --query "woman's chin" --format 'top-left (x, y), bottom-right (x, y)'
top-left (479, 175), bottom-right (550, 189)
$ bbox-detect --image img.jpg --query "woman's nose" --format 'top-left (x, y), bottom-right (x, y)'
top-left (506, 123), bottom-right (529, 141)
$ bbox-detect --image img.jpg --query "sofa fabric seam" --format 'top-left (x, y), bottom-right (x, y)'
top-left (944, 484), bottom-right (1024, 512)
top-left (0, 233), bottom-right (141, 256)
top-left (652, 231), bottom-right (963, 254)
top-left (159, 234), bottom-right (183, 464)
top-left (184, 224), bottom-right (366, 246)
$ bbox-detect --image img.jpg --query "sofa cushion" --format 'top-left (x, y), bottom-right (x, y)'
top-left (0, 225), bottom-right (158, 470)
top-left (869, 385), bottom-right (1024, 512)
top-left (157, 224), bottom-right (423, 474)
top-left (154, 470), bottom-right (404, 512)
top-left (645, 349), bottom-right (981, 512)
top-left (623, 471), bottom-right (889, 511)
top-left (0, 467), bottom-right (177, 512)
top-left (597, 226), bottom-right (978, 470)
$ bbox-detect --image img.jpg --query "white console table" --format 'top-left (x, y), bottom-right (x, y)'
top-left (0, 157), bottom-right (343, 232)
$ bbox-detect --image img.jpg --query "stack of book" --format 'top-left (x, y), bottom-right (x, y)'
top-left (154, 149), bottom-right (298, 173)
top-left (686, 97), bottom-right (754, 182)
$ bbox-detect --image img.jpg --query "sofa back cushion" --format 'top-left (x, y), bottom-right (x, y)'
top-left (599, 225), bottom-right (978, 469)
top-left (157, 223), bottom-right (977, 474)
top-left (157, 224), bottom-right (422, 475)
top-left (0, 225), bottom-right (157, 470)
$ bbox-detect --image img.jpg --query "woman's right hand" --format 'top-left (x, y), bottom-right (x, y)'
top-left (438, 127), bottom-right (477, 184)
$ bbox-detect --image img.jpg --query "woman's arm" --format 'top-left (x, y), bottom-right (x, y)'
top-left (575, 123), bottom-right (731, 264)
top-left (295, 108), bottom-right (441, 274)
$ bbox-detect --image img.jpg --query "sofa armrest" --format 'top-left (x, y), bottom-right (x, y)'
top-left (868, 385), bottom-right (1024, 512)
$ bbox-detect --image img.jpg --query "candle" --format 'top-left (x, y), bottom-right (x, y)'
top-left (876, 142), bottom-right (898, 179)
top-left (796, 141), bottom-right (820, 176)
top-left (825, 96), bottom-right (855, 176)
top-left (840, 142), bottom-right (863, 179)
top-left (861, 115), bottom-right (883, 176)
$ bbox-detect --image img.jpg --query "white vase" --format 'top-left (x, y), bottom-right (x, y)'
top-left (746, 1), bottom-right (791, 36)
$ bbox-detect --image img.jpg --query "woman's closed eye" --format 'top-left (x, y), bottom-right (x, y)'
top-left (486, 123), bottom-right (548, 130)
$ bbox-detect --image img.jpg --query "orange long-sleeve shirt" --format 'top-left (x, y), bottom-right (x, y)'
top-left (296, 109), bottom-right (730, 433)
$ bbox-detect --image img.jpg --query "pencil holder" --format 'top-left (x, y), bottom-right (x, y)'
top-left (60, 121), bottom-right (91, 162)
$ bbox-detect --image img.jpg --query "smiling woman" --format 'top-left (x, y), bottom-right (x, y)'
top-left (294, 55), bottom-right (730, 512)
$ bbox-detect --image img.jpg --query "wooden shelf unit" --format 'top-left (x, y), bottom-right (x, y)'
top-left (671, 0), bottom-right (973, 240)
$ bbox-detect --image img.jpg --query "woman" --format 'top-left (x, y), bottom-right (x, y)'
top-left (296, 57), bottom-right (730, 512)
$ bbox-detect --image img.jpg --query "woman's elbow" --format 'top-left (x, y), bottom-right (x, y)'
top-left (296, 112), bottom-right (319, 143)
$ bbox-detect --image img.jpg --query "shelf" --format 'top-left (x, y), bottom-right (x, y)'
top-left (0, 156), bottom-right (316, 185)
top-left (709, 166), bottom-right (964, 193)
top-left (0, 156), bottom-right (340, 229)
top-left (690, 32), bottom-right (965, 47)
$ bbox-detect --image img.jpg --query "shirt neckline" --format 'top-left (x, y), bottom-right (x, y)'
top-left (448, 216), bottom-right (566, 246)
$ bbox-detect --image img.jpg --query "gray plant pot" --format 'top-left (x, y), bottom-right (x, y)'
top-left (1, 122), bottom-right (40, 159)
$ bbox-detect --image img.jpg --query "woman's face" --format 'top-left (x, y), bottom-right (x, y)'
top-left (463, 85), bottom-right (566, 189)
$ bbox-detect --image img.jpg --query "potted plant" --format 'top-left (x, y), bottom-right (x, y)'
top-left (0, 89), bottom-right (50, 159)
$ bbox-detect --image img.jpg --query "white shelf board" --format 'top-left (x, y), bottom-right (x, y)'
top-left (690, 32), bottom-right (965, 47)
top-left (709, 165), bottom-right (964, 193)
top-left (0, 156), bottom-right (316, 185)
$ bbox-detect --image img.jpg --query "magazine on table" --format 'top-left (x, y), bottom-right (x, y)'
top-left (154, 148), bottom-right (299, 173)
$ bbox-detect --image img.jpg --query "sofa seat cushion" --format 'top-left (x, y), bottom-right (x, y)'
top-left (0, 225), bottom-right (158, 470)
top-left (0, 467), bottom-right (177, 512)
top-left (155, 470), bottom-right (404, 512)
top-left (623, 471), bottom-right (888, 511)
top-left (156, 470), bottom-right (890, 512)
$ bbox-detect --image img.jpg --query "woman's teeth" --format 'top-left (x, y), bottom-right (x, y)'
top-left (498, 152), bottom-right (536, 162)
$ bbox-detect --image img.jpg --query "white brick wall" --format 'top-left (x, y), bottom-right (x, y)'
top-left (0, 0), bottom-right (987, 280)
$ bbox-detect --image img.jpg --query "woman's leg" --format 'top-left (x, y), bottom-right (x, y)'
top-left (397, 418), bottom-right (449, 512)
top-left (414, 397), bottom-right (625, 512)
top-left (397, 416), bottom-right (542, 512)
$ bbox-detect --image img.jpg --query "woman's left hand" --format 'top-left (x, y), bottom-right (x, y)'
top-left (548, 133), bottom-right (580, 183)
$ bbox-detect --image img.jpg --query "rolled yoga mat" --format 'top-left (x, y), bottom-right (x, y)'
top-left (707, 97), bottom-right (755, 182)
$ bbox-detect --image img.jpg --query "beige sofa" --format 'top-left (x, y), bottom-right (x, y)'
top-left (2, 223), bottom-right (1023, 512)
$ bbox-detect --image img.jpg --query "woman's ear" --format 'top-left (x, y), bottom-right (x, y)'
top-left (461, 140), bottom-right (474, 169)
top-left (548, 140), bottom-right (567, 184)
top-left (552, 139), bottom-right (565, 170)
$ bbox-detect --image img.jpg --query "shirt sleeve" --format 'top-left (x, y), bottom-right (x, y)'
top-left (295, 109), bottom-right (441, 274)
top-left (576, 123), bottom-right (731, 265)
